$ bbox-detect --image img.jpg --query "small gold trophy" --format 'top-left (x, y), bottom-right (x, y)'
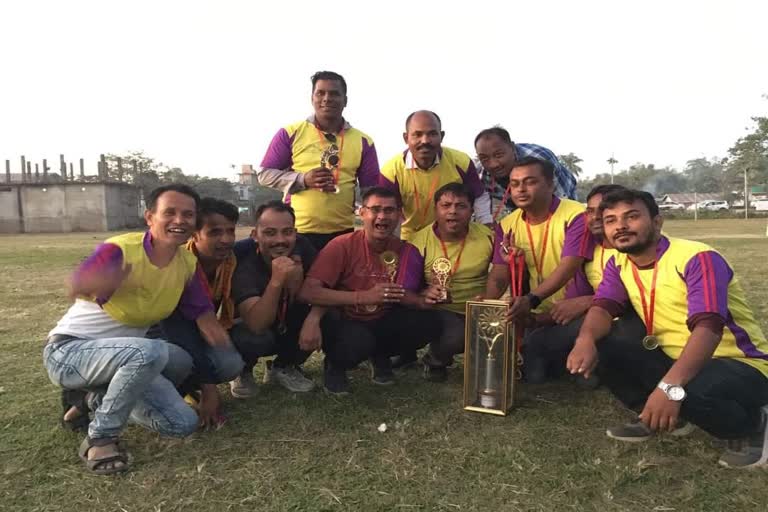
top-left (431, 257), bottom-right (452, 302)
top-left (380, 250), bottom-right (399, 283)
top-left (363, 251), bottom-right (399, 313)
top-left (463, 300), bottom-right (517, 415)
top-left (320, 146), bottom-right (341, 194)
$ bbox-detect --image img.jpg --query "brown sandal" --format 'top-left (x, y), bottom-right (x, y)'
top-left (77, 437), bottom-right (129, 475)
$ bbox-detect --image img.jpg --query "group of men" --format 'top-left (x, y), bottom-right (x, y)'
top-left (44, 70), bottom-right (768, 475)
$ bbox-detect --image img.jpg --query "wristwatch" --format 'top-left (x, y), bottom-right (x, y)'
top-left (657, 381), bottom-right (686, 401)
top-left (525, 293), bottom-right (542, 309)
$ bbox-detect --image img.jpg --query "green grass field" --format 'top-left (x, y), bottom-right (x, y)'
top-left (2, 219), bottom-right (768, 511)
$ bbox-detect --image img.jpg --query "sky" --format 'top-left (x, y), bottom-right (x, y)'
top-left (1, 0), bottom-right (767, 181)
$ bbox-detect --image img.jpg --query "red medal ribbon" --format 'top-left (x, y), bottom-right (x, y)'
top-left (524, 213), bottom-right (552, 283)
top-left (630, 261), bottom-right (659, 336)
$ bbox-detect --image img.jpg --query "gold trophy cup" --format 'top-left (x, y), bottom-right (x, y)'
top-left (320, 146), bottom-right (341, 194)
top-left (431, 257), bottom-right (452, 302)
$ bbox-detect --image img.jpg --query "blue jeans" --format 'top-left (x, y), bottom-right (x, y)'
top-left (43, 337), bottom-right (198, 441)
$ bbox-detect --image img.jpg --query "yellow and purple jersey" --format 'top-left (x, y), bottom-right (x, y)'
top-left (378, 147), bottom-right (485, 241)
top-left (495, 196), bottom-right (592, 312)
top-left (410, 222), bottom-right (501, 314)
top-left (595, 236), bottom-right (768, 376)
top-left (261, 119), bottom-right (379, 234)
top-left (565, 239), bottom-right (618, 298)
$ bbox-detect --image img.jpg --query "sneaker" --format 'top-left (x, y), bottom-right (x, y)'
top-left (423, 362), bottom-right (448, 383)
top-left (606, 417), bottom-right (695, 442)
top-left (271, 364), bottom-right (315, 393)
top-left (323, 359), bottom-right (350, 395)
top-left (391, 352), bottom-right (418, 370)
top-left (371, 358), bottom-right (395, 386)
top-left (230, 371), bottom-right (257, 399)
top-left (718, 406), bottom-right (768, 468)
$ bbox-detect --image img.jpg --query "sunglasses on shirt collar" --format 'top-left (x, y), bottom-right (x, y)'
top-left (324, 133), bottom-right (337, 143)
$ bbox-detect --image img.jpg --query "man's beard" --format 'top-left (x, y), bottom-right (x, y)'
top-left (615, 231), bottom-right (655, 255)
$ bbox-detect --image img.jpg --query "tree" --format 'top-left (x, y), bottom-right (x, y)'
top-left (683, 158), bottom-right (725, 194)
top-left (558, 153), bottom-right (583, 176)
top-left (104, 151), bottom-right (164, 196)
top-left (724, 112), bottom-right (768, 197)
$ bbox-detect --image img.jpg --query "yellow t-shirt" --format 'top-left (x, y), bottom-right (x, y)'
top-left (498, 197), bottom-right (590, 312)
top-left (410, 222), bottom-right (496, 314)
top-left (597, 236), bottom-right (768, 377)
top-left (261, 119), bottom-right (379, 234)
top-left (379, 147), bottom-right (485, 241)
top-left (101, 232), bottom-right (199, 327)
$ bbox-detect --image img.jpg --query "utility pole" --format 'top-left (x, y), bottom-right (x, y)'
top-left (744, 167), bottom-right (749, 220)
top-left (607, 154), bottom-right (618, 184)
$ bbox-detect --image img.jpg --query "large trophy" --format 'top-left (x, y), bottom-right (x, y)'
top-left (320, 143), bottom-right (341, 194)
top-left (364, 250), bottom-right (399, 313)
top-left (431, 257), bottom-right (452, 302)
top-left (463, 300), bottom-right (518, 415)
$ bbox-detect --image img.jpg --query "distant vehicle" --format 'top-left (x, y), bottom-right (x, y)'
top-left (658, 202), bottom-right (685, 211)
top-left (691, 200), bottom-right (729, 211)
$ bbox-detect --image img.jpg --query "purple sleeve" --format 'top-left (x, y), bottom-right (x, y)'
top-left (562, 212), bottom-right (594, 259)
top-left (491, 223), bottom-right (506, 265)
top-left (457, 160), bottom-right (485, 200)
top-left (260, 128), bottom-right (294, 170)
top-left (356, 137), bottom-right (380, 187)
top-left (594, 256), bottom-right (629, 306)
top-left (684, 251), bottom-right (732, 320)
top-left (72, 243), bottom-right (124, 304)
top-left (398, 244), bottom-right (424, 292)
top-left (565, 268), bottom-right (594, 299)
top-left (177, 265), bottom-right (215, 321)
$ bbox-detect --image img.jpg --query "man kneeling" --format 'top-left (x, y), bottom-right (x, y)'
top-left (567, 189), bottom-right (768, 468)
top-left (300, 187), bottom-right (443, 394)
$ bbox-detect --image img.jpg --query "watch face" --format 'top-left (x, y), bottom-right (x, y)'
top-left (669, 386), bottom-right (686, 401)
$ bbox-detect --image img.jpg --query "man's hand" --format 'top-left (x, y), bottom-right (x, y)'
top-left (499, 231), bottom-right (525, 262)
top-left (639, 388), bottom-right (682, 432)
top-left (285, 255), bottom-right (304, 302)
top-left (566, 337), bottom-right (599, 379)
top-left (298, 317), bottom-right (323, 351)
top-left (197, 384), bottom-right (223, 430)
top-left (418, 284), bottom-right (445, 308)
top-left (270, 256), bottom-right (298, 289)
top-left (506, 295), bottom-right (532, 322)
top-left (359, 282), bottom-right (405, 306)
top-left (550, 296), bottom-right (592, 325)
top-left (304, 167), bottom-right (336, 192)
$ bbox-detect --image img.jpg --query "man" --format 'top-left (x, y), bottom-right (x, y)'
top-left (488, 157), bottom-right (592, 323)
top-left (567, 189), bottom-right (768, 468)
top-left (43, 184), bottom-right (229, 475)
top-left (255, 70), bottom-right (380, 250)
top-left (522, 184), bottom-right (645, 384)
top-left (300, 187), bottom-right (443, 394)
top-left (229, 200), bottom-right (319, 396)
top-left (474, 126), bottom-right (578, 222)
top-left (155, 197), bottom-right (246, 425)
top-left (410, 182), bottom-right (506, 381)
top-left (379, 110), bottom-right (492, 241)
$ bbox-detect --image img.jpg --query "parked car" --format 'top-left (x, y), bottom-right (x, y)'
top-left (690, 200), bottom-right (729, 211)
top-left (658, 202), bottom-right (685, 211)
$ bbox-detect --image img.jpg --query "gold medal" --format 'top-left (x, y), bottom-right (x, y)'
top-left (642, 335), bottom-right (659, 350)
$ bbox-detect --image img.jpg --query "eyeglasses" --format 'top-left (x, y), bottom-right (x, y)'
top-left (323, 133), bottom-right (337, 143)
top-left (363, 206), bottom-right (399, 215)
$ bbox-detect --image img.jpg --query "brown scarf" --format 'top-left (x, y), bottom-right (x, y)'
top-left (186, 240), bottom-right (237, 329)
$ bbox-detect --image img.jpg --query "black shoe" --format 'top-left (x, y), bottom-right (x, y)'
top-left (391, 352), bottom-right (418, 370)
top-left (423, 363), bottom-right (448, 383)
top-left (371, 357), bottom-right (395, 385)
top-left (323, 359), bottom-right (350, 395)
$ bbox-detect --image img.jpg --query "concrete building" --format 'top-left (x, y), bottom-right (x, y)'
top-left (0, 182), bottom-right (142, 233)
